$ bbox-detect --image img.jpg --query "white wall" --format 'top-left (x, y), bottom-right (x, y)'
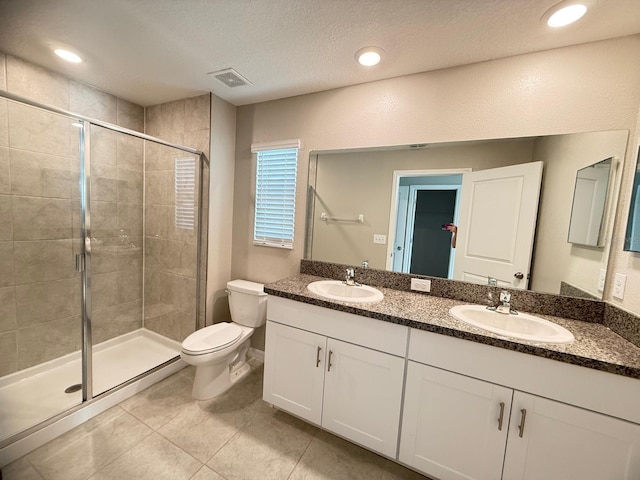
top-left (207, 95), bottom-right (237, 324)
top-left (232, 35), bottom-right (640, 314)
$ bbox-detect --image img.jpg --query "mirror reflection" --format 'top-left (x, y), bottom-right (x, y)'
top-left (307, 130), bottom-right (628, 299)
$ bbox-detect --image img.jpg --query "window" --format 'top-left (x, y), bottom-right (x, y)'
top-left (175, 156), bottom-right (196, 230)
top-left (252, 140), bottom-right (300, 249)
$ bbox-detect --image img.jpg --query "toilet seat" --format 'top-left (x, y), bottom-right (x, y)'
top-left (182, 322), bottom-right (243, 355)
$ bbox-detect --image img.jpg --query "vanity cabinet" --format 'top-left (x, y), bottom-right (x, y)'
top-left (263, 297), bottom-right (408, 458)
top-left (401, 329), bottom-right (640, 480)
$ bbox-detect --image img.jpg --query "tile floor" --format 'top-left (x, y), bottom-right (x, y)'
top-left (1, 361), bottom-right (431, 480)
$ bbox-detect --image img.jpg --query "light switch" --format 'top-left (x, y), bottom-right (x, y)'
top-left (613, 273), bottom-right (626, 300)
top-left (373, 234), bottom-right (387, 245)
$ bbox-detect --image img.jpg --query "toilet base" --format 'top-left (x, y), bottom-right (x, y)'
top-left (190, 341), bottom-right (252, 400)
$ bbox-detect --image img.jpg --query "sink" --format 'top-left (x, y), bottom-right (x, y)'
top-left (307, 280), bottom-right (384, 303)
top-left (449, 304), bottom-right (574, 344)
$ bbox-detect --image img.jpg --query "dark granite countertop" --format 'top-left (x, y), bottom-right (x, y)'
top-left (265, 274), bottom-right (640, 380)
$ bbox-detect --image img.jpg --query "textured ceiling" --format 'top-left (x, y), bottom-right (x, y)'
top-left (0, 0), bottom-right (639, 107)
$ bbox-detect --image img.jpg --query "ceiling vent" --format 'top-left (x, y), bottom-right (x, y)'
top-left (208, 68), bottom-right (252, 88)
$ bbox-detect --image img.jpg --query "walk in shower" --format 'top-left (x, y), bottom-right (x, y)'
top-left (0, 91), bottom-right (209, 450)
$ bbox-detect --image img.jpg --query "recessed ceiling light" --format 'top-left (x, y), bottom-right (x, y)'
top-left (355, 47), bottom-right (384, 67)
top-left (543, 1), bottom-right (590, 27)
top-left (54, 48), bottom-right (82, 63)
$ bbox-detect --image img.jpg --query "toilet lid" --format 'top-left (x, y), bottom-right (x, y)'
top-left (181, 322), bottom-right (243, 355)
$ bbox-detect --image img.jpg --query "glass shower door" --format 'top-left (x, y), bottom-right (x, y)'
top-left (0, 100), bottom-right (84, 442)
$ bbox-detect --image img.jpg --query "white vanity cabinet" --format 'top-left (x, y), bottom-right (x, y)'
top-left (263, 297), bottom-right (408, 458)
top-left (401, 329), bottom-right (640, 480)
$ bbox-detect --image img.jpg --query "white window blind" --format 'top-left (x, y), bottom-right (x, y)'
top-left (253, 143), bottom-right (299, 249)
top-left (175, 156), bottom-right (196, 230)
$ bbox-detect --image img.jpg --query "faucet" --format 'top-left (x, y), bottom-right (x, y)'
top-left (345, 268), bottom-right (357, 286)
top-left (361, 260), bottom-right (369, 269)
top-left (495, 290), bottom-right (518, 315)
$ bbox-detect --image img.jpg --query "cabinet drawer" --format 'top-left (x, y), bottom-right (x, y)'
top-left (267, 296), bottom-right (408, 356)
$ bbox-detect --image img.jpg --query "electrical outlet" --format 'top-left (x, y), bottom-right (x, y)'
top-left (613, 273), bottom-right (627, 300)
top-left (373, 234), bottom-right (387, 245)
top-left (597, 269), bottom-right (606, 292)
top-left (411, 278), bottom-right (431, 293)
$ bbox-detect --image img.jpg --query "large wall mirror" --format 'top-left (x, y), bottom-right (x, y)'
top-left (305, 130), bottom-right (629, 300)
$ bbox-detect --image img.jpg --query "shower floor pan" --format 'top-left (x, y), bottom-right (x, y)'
top-left (0, 328), bottom-right (180, 443)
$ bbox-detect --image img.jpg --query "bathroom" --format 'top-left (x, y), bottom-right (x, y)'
top-left (2, 0), bottom-right (640, 479)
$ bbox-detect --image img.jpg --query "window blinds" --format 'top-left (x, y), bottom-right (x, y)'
top-left (253, 146), bottom-right (298, 249)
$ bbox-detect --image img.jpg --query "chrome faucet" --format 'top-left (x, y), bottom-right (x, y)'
top-left (496, 290), bottom-right (518, 315)
top-left (345, 268), bottom-right (357, 286)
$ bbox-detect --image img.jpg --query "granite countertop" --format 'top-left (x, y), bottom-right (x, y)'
top-left (265, 274), bottom-right (640, 380)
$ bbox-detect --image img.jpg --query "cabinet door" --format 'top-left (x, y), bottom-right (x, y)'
top-left (263, 321), bottom-right (326, 425)
top-left (503, 391), bottom-right (640, 480)
top-left (321, 338), bottom-right (405, 458)
top-left (399, 362), bottom-right (512, 480)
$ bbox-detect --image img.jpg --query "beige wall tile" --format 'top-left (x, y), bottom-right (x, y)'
top-left (91, 237), bottom-right (120, 274)
top-left (116, 98), bottom-right (144, 132)
top-left (7, 56), bottom-right (69, 109)
top-left (161, 100), bottom-right (185, 137)
top-left (16, 277), bottom-right (80, 327)
top-left (14, 239), bottom-right (76, 285)
top-left (0, 241), bottom-right (15, 287)
top-left (0, 194), bottom-right (12, 241)
top-left (0, 286), bottom-right (17, 333)
top-left (145, 171), bottom-right (170, 205)
top-left (11, 196), bottom-right (72, 240)
top-left (146, 237), bottom-right (195, 276)
top-left (10, 149), bottom-right (73, 198)
top-left (0, 99), bottom-right (9, 147)
top-left (69, 80), bottom-right (117, 123)
top-left (91, 163), bottom-right (118, 202)
top-left (0, 147), bottom-right (9, 193)
top-left (118, 269), bottom-right (142, 304)
top-left (143, 140), bottom-right (172, 171)
top-left (92, 300), bottom-right (142, 344)
top-left (8, 102), bottom-right (78, 158)
top-left (91, 201), bottom-right (118, 237)
top-left (117, 168), bottom-right (143, 204)
top-left (90, 125), bottom-right (117, 166)
top-left (145, 204), bottom-right (169, 238)
top-left (0, 331), bottom-right (18, 375)
top-left (117, 236), bottom-right (142, 271)
top-left (117, 134), bottom-right (143, 170)
top-left (118, 203), bottom-right (143, 237)
top-left (184, 129), bottom-right (210, 156)
top-left (145, 104), bottom-right (162, 137)
top-left (17, 314), bottom-right (80, 369)
top-left (185, 94), bottom-right (210, 132)
top-left (92, 271), bottom-right (119, 310)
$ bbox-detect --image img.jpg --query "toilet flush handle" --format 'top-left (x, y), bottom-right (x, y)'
top-left (225, 289), bottom-right (231, 295)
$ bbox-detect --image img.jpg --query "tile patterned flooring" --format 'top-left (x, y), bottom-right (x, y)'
top-left (2, 362), bottom-right (431, 480)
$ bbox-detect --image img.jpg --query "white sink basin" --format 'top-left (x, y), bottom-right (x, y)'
top-left (307, 280), bottom-right (384, 303)
top-left (449, 304), bottom-right (574, 344)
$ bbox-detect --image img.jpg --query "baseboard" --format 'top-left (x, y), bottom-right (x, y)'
top-left (248, 347), bottom-right (265, 362)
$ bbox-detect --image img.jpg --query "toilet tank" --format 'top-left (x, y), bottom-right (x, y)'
top-left (226, 280), bottom-right (268, 328)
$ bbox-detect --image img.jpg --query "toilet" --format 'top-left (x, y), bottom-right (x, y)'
top-left (180, 279), bottom-right (267, 400)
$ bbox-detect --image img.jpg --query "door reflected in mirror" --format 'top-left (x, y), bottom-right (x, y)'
top-left (306, 130), bottom-right (628, 299)
top-left (624, 148), bottom-right (640, 252)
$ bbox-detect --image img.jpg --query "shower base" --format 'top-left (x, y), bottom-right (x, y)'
top-left (0, 328), bottom-right (181, 447)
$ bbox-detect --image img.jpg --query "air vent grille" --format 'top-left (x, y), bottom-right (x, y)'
top-left (208, 68), bottom-right (252, 88)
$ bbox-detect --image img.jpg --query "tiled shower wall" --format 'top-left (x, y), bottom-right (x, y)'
top-left (143, 95), bottom-right (211, 342)
top-left (0, 53), bottom-right (144, 375)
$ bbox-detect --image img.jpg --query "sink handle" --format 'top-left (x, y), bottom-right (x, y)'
top-left (497, 402), bottom-right (505, 431)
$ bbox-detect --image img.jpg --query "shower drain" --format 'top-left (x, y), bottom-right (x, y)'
top-left (64, 384), bottom-right (82, 394)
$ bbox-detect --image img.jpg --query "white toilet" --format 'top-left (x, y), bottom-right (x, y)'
top-left (180, 279), bottom-right (267, 400)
